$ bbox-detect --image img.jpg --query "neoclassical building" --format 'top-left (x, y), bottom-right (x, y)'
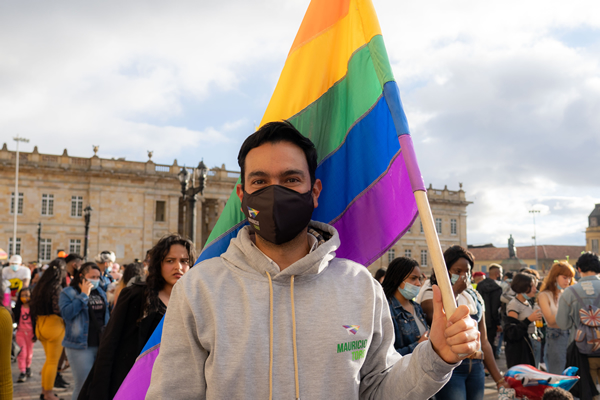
top-left (368, 184), bottom-right (472, 275)
top-left (587, 204), bottom-right (600, 254)
top-left (0, 144), bottom-right (237, 264)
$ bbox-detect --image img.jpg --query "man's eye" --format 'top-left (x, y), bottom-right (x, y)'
top-left (286, 178), bottom-right (300, 183)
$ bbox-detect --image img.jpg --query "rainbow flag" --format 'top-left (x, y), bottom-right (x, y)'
top-left (115, 0), bottom-right (426, 397)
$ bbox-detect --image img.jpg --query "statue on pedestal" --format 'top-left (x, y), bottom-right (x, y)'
top-left (508, 234), bottom-right (517, 259)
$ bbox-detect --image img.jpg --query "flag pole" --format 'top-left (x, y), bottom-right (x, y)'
top-left (384, 82), bottom-right (457, 316)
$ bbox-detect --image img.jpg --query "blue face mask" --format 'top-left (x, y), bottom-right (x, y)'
top-left (88, 279), bottom-right (100, 290)
top-left (10, 264), bottom-right (19, 272)
top-left (556, 282), bottom-right (565, 291)
top-left (522, 292), bottom-right (532, 300)
top-left (399, 282), bottom-right (421, 300)
top-left (451, 274), bottom-right (471, 286)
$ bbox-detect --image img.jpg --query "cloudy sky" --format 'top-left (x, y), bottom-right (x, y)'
top-left (2, 0), bottom-right (599, 248)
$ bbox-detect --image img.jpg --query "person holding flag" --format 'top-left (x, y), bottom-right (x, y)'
top-left (118, 0), bottom-right (481, 398)
top-left (146, 122), bottom-right (480, 399)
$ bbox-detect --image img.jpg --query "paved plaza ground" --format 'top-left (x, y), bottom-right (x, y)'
top-left (11, 340), bottom-right (504, 399)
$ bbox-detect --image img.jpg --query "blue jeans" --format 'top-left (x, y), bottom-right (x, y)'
top-left (435, 359), bottom-right (484, 400)
top-left (65, 346), bottom-right (98, 400)
top-left (531, 336), bottom-right (542, 369)
top-left (544, 327), bottom-right (569, 374)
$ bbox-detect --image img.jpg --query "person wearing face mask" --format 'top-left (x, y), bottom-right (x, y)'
top-left (537, 262), bottom-right (575, 375)
top-left (93, 251), bottom-right (116, 292)
top-left (147, 122), bottom-right (481, 400)
top-left (79, 234), bottom-right (194, 400)
top-left (381, 257), bottom-right (429, 355)
top-left (419, 245), bottom-right (509, 398)
top-left (13, 287), bottom-right (35, 383)
top-left (59, 262), bottom-right (108, 400)
top-left (504, 272), bottom-right (542, 369)
top-left (2, 255), bottom-right (31, 303)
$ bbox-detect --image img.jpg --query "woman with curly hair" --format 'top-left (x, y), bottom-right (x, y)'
top-left (30, 258), bottom-right (66, 400)
top-left (418, 245), bottom-right (509, 399)
top-left (79, 234), bottom-right (195, 400)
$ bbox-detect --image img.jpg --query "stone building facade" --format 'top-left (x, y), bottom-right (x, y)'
top-left (586, 204), bottom-right (600, 254)
top-left (368, 184), bottom-right (471, 275)
top-left (0, 144), bottom-right (237, 264)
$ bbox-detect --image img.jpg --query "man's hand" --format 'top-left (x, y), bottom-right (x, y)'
top-left (429, 285), bottom-right (480, 364)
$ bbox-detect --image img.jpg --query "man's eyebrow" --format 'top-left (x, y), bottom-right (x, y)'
top-left (280, 169), bottom-right (305, 177)
top-left (247, 171), bottom-right (268, 179)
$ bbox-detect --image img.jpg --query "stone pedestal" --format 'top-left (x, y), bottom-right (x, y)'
top-left (501, 258), bottom-right (527, 272)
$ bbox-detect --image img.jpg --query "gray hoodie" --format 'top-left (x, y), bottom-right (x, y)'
top-left (147, 221), bottom-right (456, 399)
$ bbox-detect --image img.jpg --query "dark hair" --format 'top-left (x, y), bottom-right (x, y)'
top-left (122, 262), bottom-right (144, 286)
top-left (374, 268), bottom-right (386, 282)
top-left (503, 272), bottom-right (514, 280)
top-left (70, 262), bottom-right (102, 291)
top-left (430, 245), bottom-right (474, 286)
top-left (542, 387), bottom-right (574, 400)
top-left (30, 258), bottom-right (66, 318)
top-left (511, 272), bottom-right (536, 294)
top-left (64, 253), bottom-right (83, 264)
top-left (145, 234), bottom-right (196, 317)
top-left (237, 121), bottom-right (318, 189)
top-left (381, 257), bottom-right (420, 300)
top-left (13, 287), bottom-right (32, 325)
top-left (576, 252), bottom-right (600, 273)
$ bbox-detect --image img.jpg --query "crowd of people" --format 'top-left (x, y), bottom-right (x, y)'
top-left (0, 233), bottom-right (194, 400)
top-left (0, 121), bottom-right (597, 400)
top-left (376, 248), bottom-right (600, 399)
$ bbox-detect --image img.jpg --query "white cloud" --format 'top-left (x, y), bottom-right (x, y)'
top-left (1, 0), bottom-right (599, 247)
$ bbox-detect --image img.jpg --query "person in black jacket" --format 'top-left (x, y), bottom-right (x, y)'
top-left (78, 234), bottom-right (195, 400)
top-left (477, 264), bottom-right (503, 356)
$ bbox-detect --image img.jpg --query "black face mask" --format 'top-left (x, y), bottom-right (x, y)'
top-left (241, 185), bottom-right (314, 245)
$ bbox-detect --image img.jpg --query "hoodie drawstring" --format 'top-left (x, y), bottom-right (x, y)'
top-left (266, 272), bottom-right (274, 400)
top-left (290, 275), bottom-right (300, 400)
top-left (265, 272), bottom-right (300, 400)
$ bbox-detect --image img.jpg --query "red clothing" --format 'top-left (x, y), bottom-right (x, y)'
top-left (16, 307), bottom-right (34, 372)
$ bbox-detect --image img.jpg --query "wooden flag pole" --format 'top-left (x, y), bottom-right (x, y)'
top-left (384, 83), bottom-right (458, 317)
top-left (414, 190), bottom-right (457, 316)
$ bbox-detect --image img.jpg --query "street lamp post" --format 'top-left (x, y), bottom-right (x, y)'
top-left (529, 209), bottom-right (540, 270)
top-left (84, 205), bottom-right (93, 261)
top-left (37, 222), bottom-right (42, 264)
top-left (178, 161), bottom-right (209, 244)
top-left (12, 136), bottom-right (29, 257)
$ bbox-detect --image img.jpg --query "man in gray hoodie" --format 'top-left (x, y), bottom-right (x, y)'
top-left (147, 121), bottom-right (480, 399)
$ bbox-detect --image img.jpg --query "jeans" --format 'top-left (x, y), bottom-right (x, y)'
top-left (531, 336), bottom-right (542, 369)
top-left (544, 327), bottom-right (569, 375)
top-left (435, 359), bottom-right (484, 400)
top-left (65, 346), bottom-right (98, 400)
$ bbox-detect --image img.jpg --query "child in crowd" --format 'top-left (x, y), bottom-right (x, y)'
top-left (13, 287), bottom-right (35, 382)
top-left (542, 387), bottom-right (574, 400)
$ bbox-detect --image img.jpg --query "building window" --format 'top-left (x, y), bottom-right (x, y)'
top-left (41, 194), bottom-right (54, 216)
top-left (451, 219), bottom-right (457, 235)
top-left (71, 196), bottom-right (83, 217)
top-left (155, 200), bottom-right (166, 222)
top-left (593, 239), bottom-right (599, 254)
top-left (388, 249), bottom-right (395, 264)
top-left (421, 250), bottom-right (428, 267)
top-left (10, 192), bottom-right (24, 215)
top-left (405, 249), bottom-right (412, 258)
top-left (40, 239), bottom-right (52, 261)
top-left (435, 218), bottom-right (442, 234)
top-left (407, 226), bottom-right (411, 233)
top-left (420, 221), bottom-right (424, 234)
top-left (8, 238), bottom-right (21, 257)
top-left (69, 239), bottom-right (82, 255)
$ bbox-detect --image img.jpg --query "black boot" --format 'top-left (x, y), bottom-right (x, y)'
top-left (17, 373), bottom-right (27, 382)
top-left (26, 367), bottom-right (32, 377)
top-left (54, 372), bottom-right (70, 388)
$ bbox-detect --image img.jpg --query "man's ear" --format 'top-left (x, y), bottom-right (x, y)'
top-left (312, 179), bottom-right (322, 208)
top-left (236, 184), bottom-right (244, 211)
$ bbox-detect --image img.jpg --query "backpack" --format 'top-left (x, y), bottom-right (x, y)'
top-left (571, 288), bottom-right (600, 356)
